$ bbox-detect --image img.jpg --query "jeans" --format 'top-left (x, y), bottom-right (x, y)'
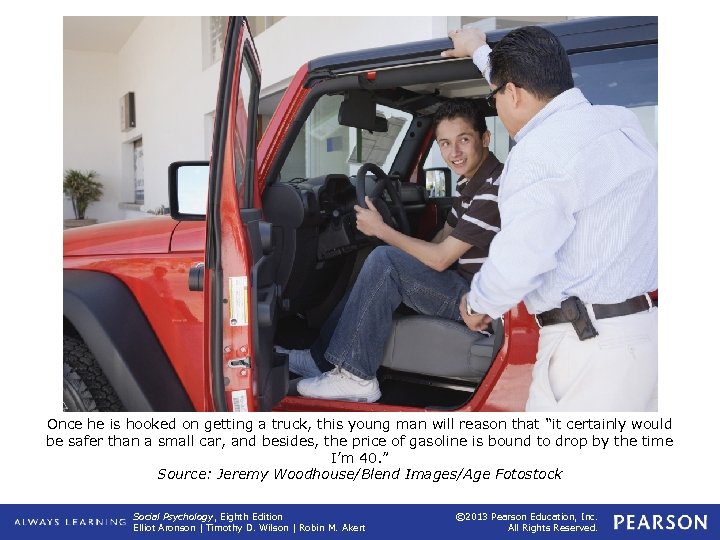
top-left (310, 246), bottom-right (470, 379)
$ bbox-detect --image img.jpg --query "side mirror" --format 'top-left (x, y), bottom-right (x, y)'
top-left (338, 90), bottom-right (388, 133)
top-left (168, 161), bottom-right (209, 220)
top-left (424, 167), bottom-right (451, 198)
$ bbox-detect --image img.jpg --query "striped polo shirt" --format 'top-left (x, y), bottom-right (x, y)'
top-left (446, 152), bottom-right (504, 283)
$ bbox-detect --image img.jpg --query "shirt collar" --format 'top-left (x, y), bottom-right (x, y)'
top-left (514, 87), bottom-right (588, 143)
top-left (457, 151), bottom-right (501, 195)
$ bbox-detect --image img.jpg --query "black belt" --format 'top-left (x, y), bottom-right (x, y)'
top-left (536, 294), bottom-right (657, 328)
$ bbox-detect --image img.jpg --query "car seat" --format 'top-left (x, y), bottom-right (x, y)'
top-left (380, 315), bottom-right (503, 381)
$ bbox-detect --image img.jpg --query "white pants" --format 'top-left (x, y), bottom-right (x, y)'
top-left (525, 308), bottom-right (658, 412)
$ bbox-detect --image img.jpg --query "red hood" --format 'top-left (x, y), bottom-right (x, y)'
top-left (63, 218), bottom-right (180, 257)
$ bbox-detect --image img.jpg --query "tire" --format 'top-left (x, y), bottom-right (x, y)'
top-left (63, 362), bottom-right (97, 412)
top-left (63, 335), bottom-right (125, 412)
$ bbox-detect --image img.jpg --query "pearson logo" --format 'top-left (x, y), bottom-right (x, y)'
top-left (613, 514), bottom-right (708, 531)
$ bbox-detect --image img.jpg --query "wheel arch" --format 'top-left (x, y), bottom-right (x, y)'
top-left (63, 269), bottom-right (194, 412)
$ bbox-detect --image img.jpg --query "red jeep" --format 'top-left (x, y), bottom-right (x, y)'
top-left (63, 16), bottom-right (658, 412)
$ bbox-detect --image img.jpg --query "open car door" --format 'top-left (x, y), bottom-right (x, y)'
top-left (204, 17), bottom-right (287, 412)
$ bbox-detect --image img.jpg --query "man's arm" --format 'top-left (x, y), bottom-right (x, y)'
top-left (467, 169), bottom-right (578, 319)
top-left (355, 197), bottom-right (470, 272)
top-left (460, 293), bottom-right (493, 332)
top-left (441, 28), bottom-right (487, 59)
top-left (431, 222), bottom-right (453, 244)
top-left (442, 28), bottom-right (493, 83)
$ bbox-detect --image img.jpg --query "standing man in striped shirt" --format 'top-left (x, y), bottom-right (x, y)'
top-left (445, 26), bottom-right (658, 411)
top-left (288, 99), bottom-right (503, 402)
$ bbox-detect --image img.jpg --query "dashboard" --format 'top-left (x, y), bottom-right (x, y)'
top-left (290, 174), bottom-right (368, 260)
top-left (281, 173), bottom-right (427, 261)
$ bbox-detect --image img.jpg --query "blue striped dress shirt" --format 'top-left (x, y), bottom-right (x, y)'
top-left (467, 88), bottom-right (658, 316)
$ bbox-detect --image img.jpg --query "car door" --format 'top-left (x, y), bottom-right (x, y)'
top-left (204, 17), bottom-right (287, 412)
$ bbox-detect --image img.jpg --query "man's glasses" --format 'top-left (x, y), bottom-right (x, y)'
top-left (486, 82), bottom-right (508, 110)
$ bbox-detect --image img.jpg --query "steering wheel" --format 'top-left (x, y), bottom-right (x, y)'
top-left (355, 163), bottom-right (410, 235)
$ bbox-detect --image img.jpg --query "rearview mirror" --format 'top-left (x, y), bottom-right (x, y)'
top-left (338, 90), bottom-right (388, 132)
top-left (371, 115), bottom-right (388, 132)
top-left (168, 161), bottom-right (209, 220)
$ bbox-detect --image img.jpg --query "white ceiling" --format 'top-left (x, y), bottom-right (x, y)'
top-left (63, 16), bottom-right (143, 53)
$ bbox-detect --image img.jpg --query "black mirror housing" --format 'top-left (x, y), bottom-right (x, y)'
top-left (338, 90), bottom-right (388, 132)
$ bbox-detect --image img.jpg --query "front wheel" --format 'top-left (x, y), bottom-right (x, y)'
top-left (63, 362), bottom-right (97, 412)
top-left (63, 335), bottom-right (124, 411)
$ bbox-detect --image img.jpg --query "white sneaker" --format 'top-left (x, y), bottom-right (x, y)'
top-left (297, 367), bottom-right (381, 403)
top-left (275, 347), bottom-right (323, 378)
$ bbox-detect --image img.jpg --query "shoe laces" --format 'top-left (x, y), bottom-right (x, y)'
top-left (328, 366), bottom-right (345, 378)
top-left (322, 366), bottom-right (354, 381)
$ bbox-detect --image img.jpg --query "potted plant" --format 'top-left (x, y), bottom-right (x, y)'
top-left (63, 169), bottom-right (104, 228)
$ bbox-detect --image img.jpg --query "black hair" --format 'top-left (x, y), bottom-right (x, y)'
top-left (489, 26), bottom-right (574, 101)
top-left (433, 98), bottom-right (487, 137)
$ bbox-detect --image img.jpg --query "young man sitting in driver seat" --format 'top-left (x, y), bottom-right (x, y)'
top-left (281, 98), bottom-right (504, 402)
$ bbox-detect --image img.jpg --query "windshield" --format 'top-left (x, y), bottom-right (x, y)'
top-left (279, 94), bottom-right (413, 181)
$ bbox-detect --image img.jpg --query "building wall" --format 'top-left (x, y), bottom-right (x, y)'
top-left (64, 17), bottom-right (222, 221)
top-left (255, 17), bottom-right (452, 99)
top-left (63, 50), bottom-right (121, 221)
top-left (115, 17), bottom-right (221, 218)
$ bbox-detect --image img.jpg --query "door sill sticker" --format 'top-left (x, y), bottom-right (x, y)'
top-left (231, 390), bottom-right (249, 412)
top-left (228, 276), bottom-right (249, 326)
